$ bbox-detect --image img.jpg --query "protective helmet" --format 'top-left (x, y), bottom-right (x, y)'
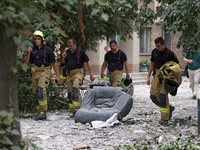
top-left (121, 77), bottom-right (132, 88)
top-left (164, 79), bottom-right (178, 92)
top-left (33, 30), bottom-right (45, 41)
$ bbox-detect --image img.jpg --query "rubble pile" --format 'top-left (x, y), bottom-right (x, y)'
top-left (21, 76), bottom-right (200, 150)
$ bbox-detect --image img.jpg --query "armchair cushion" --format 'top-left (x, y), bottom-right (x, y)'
top-left (74, 86), bottom-right (133, 124)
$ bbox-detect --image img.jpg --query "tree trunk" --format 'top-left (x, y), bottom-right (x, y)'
top-left (0, 23), bottom-right (21, 147)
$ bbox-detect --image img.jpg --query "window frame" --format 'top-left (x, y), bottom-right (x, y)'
top-left (139, 27), bottom-right (151, 54)
top-left (162, 30), bottom-right (172, 50)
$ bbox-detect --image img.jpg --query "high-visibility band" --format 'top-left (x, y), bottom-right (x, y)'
top-left (70, 113), bottom-right (73, 115)
top-left (39, 100), bottom-right (47, 106)
top-left (169, 64), bottom-right (179, 69)
top-left (73, 101), bottom-right (81, 107)
top-left (164, 70), bottom-right (168, 74)
top-left (160, 71), bottom-right (166, 79)
top-left (60, 75), bottom-right (67, 79)
top-left (57, 62), bottom-right (62, 66)
top-left (69, 103), bottom-right (73, 107)
top-left (161, 108), bottom-right (169, 113)
top-left (36, 106), bottom-right (39, 110)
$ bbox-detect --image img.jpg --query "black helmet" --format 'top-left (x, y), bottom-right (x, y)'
top-left (164, 79), bottom-right (178, 92)
top-left (121, 77), bottom-right (134, 95)
top-left (121, 77), bottom-right (132, 88)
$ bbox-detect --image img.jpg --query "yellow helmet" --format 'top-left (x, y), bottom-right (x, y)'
top-left (33, 30), bottom-right (45, 41)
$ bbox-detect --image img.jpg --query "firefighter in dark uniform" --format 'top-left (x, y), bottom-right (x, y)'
top-left (24, 30), bottom-right (60, 120)
top-left (101, 40), bottom-right (130, 87)
top-left (147, 37), bottom-right (180, 125)
top-left (62, 38), bottom-right (95, 118)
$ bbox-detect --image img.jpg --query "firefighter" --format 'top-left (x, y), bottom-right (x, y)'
top-left (62, 38), bottom-right (95, 118)
top-left (147, 37), bottom-right (180, 125)
top-left (101, 40), bottom-right (130, 87)
top-left (24, 30), bottom-right (60, 120)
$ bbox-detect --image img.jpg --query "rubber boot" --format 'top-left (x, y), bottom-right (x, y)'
top-left (169, 105), bottom-right (175, 120)
top-left (36, 112), bottom-right (46, 121)
top-left (159, 120), bottom-right (168, 126)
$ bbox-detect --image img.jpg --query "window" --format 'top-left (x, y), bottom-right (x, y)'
top-left (140, 27), bottom-right (151, 53)
top-left (162, 30), bottom-right (172, 50)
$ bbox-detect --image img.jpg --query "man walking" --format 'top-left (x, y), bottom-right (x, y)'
top-left (62, 38), bottom-right (95, 118)
top-left (101, 40), bottom-right (130, 87)
top-left (147, 37), bottom-right (180, 125)
top-left (24, 30), bottom-right (60, 120)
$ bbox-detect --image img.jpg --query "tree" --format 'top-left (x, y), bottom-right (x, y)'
top-left (0, 0), bottom-right (66, 148)
top-left (0, 23), bottom-right (22, 148)
top-left (157, 0), bottom-right (200, 53)
top-left (40, 0), bottom-right (155, 51)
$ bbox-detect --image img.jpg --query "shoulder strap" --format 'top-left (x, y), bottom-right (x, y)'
top-left (41, 46), bottom-right (47, 65)
top-left (154, 49), bottom-right (157, 58)
top-left (115, 50), bottom-right (121, 70)
top-left (166, 48), bottom-right (169, 61)
top-left (76, 49), bottom-right (80, 68)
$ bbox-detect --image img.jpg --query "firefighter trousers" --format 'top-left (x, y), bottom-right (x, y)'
top-left (150, 69), bottom-right (170, 120)
top-left (67, 68), bottom-right (84, 115)
top-left (109, 70), bottom-right (123, 87)
top-left (58, 62), bottom-right (67, 85)
top-left (32, 65), bottom-right (51, 114)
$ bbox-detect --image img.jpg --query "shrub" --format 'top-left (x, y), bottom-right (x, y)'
top-left (139, 60), bottom-right (151, 67)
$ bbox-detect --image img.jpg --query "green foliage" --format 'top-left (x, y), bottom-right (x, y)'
top-left (115, 140), bottom-right (153, 150)
top-left (98, 77), bottom-right (109, 81)
top-left (157, 0), bottom-right (200, 54)
top-left (157, 135), bottom-right (199, 150)
top-left (0, 110), bottom-right (41, 150)
top-left (0, 110), bottom-right (21, 149)
top-left (21, 137), bottom-right (41, 150)
top-left (115, 135), bottom-right (200, 150)
top-left (0, 0), bottom-right (156, 54)
top-left (17, 66), bottom-right (35, 113)
top-left (139, 60), bottom-right (150, 67)
top-left (46, 80), bottom-right (68, 111)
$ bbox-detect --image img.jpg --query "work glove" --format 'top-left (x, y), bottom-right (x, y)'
top-left (170, 86), bottom-right (178, 96)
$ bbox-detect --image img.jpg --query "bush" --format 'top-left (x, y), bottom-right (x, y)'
top-left (139, 60), bottom-right (151, 67)
top-left (115, 134), bottom-right (200, 150)
top-left (17, 67), bottom-right (35, 113)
